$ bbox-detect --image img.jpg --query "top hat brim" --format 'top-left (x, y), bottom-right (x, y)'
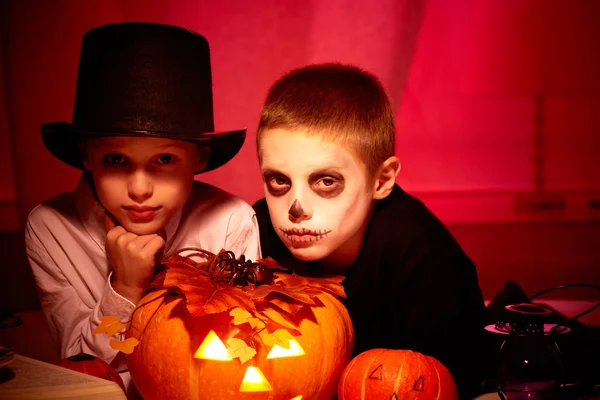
top-left (42, 122), bottom-right (246, 174)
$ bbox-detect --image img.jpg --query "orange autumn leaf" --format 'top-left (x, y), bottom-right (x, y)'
top-left (226, 338), bottom-right (256, 364)
top-left (174, 276), bottom-right (256, 317)
top-left (275, 272), bottom-right (347, 298)
top-left (255, 257), bottom-right (290, 272)
top-left (250, 282), bottom-right (316, 305)
top-left (153, 249), bottom-right (344, 322)
top-left (262, 296), bottom-right (306, 315)
top-left (158, 251), bottom-right (255, 317)
top-left (93, 316), bottom-right (125, 336)
top-left (258, 309), bottom-right (301, 336)
top-left (162, 259), bottom-right (205, 284)
top-left (230, 308), bottom-right (265, 329)
top-left (149, 269), bottom-right (166, 289)
top-left (110, 337), bottom-right (139, 354)
top-left (260, 329), bottom-right (294, 349)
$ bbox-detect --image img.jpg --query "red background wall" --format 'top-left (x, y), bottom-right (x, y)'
top-left (1, 0), bottom-right (599, 311)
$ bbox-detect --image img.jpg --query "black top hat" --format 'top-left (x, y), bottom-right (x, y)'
top-left (42, 22), bottom-right (245, 173)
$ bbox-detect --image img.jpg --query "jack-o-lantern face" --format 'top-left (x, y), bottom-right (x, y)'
top-left (124, 251), bottom-right (354, 400)
top-left (194, 329), bottom-right (306, 395)
top-left (127, 288), bottom-right (353, 400)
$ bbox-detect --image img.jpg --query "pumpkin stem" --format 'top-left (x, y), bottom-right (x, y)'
top-left (169, 247), bottom-right (216, 261)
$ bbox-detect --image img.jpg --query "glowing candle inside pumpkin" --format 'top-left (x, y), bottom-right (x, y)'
top-left (290, 396), bottom-right (303, 400)
top-left (266, 339), bottom-right (305, 359)
top-left (194, 330), bottom-right (232, 360)
top-left (239, 366), bottom-right (272, 392)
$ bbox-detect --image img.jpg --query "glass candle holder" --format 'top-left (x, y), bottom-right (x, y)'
top-left (486, 303), bottom-right (570, 400)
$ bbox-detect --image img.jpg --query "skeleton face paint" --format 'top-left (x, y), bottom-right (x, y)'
top-left (259, 128), bottom-right (376, 269)
top-left (288, 199), bottom-right (305, 220)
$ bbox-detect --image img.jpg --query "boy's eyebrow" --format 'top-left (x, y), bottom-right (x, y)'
top-left (260, 168), bottom-right (283, 176)
top-left (308, 168), bottom-right (344, 180)
top-left (157, 142), bottom-right (192, 150)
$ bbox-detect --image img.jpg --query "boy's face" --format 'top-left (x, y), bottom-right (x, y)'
top-left (259, 128), bottom-right (376, 268)
top-left (83, 136), bottom-right (206, 236)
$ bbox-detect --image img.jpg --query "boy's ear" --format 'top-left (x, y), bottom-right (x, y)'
top-left (372, 156), bottom-right (401, 200)
top-left (196, 146), bottom-right (210, 172)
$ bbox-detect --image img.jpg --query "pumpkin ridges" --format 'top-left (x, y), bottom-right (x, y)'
top-left (338, 347), bottom-right (365, 400)
top-left (360, 350), bottom-right (380, 400)
top-left (428, 355), bottom-right (458, 400)
top-left (391, 349), bottom-right (404, 396)
top-left (311, 293), bottom-right (353, 398)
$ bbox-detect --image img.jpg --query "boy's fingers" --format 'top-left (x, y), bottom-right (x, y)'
top-left (140, 235), bottom-right (166, 258)
top-left (104, 212), bottom-right (119, 233)
top-left (106, 226), bottom-right (127, 241)
top-left (115, 232), bottom-right (138, 248)
top-left (129, 234), bottom-right (160, 250)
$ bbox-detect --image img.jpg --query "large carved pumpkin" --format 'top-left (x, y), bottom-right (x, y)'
top-left (125, 250), bottom-right (354, 400)
top-left (338, 348), bottom-right (458, 400)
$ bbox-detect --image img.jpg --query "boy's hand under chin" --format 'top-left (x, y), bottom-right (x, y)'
top-left (104, 211), bottom-right (165, 305)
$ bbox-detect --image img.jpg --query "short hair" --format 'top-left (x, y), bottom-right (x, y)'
top-left (256, 63), bottom-right (396, 177)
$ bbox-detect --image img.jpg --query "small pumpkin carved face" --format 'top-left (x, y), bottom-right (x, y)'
top-left (337, 349), bottom-right (458, 400)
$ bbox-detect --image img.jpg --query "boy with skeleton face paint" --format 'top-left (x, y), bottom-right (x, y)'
top-left (253, 63), bottom-right (491, 399)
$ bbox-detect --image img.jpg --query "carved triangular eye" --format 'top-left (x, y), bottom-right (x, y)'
top-left (368, 364), bottom-right (384, 380)
top-left (389, 392), bottom-right (398, 400)
top-left (194, 330), bottom-right (232, 360)
top-left (266, 339), bottom-right (305, 359)
top-left (412, 375), bottom-right (424, 391)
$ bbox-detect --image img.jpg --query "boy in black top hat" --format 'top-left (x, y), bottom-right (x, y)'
top-left (24, 22), bottom-right (260, 394)
top-left (253, 63), bottom-right (491, 399)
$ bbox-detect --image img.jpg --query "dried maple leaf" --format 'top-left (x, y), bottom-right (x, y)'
top-left (258, 309), bottom-right (301, 336)
top-left (255, 257), bottom-right (290, 272)
top-left (110, 337), bottom-right (139, 354)
top-left (163, 260), bottom-right (205, 285)
top-left (250, 283), bottom-right (316, 305)
top-left (259, 329), bottom-right (294, 349)
top-left (93, 316), bottom-right (125, 336)
top-left (175, 277), bottom-right (256, 317)
top-left (230, 308), bottom-right (265, 330)
top-left (149, 269), bottom-right (166, 289)
top-left (263, 296), bottom-right (306, 315)
top-left (275, 272), bottom-right (347, 298)
top-left (226, 338), bottom-right (256, 364)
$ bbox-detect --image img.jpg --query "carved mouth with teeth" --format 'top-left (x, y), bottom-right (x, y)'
top-left (279, 227), bottom-right (332, 243)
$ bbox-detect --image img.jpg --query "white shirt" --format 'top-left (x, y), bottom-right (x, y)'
top-left (24, 175), bottom-right (261, 394)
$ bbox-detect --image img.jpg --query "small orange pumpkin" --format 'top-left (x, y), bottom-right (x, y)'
top-left (338, 348), bottom-right (458, 400)
top-left (125, 250), bottom-right (354, 400)
top-left (59, 353), bottom-right (125, 391)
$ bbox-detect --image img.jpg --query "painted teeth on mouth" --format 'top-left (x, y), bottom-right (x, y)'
top-left (278, 228), bottom-right (331, 242)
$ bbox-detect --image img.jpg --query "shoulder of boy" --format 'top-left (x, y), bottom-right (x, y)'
top-left (26, 191), bottom-right (78, 230)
